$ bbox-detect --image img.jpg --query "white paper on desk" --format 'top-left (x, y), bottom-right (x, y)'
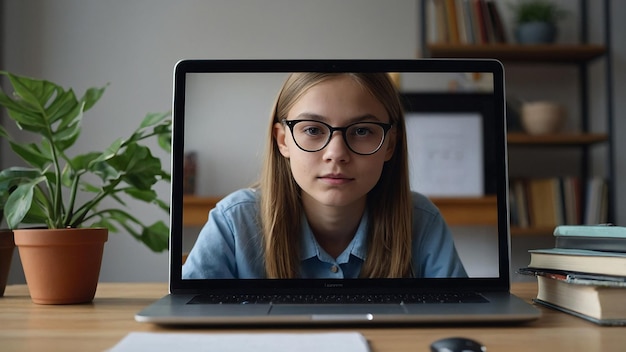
top-left (108, 331), bottom-right (370, 352)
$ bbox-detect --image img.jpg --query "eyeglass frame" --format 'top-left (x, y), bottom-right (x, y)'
top-left (281, 119), bottom-right (394, 156)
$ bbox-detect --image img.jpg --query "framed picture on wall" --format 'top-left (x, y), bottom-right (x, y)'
top-left (401, 92), bottom-right (498, 197)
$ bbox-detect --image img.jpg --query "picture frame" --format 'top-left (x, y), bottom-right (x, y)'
top-left (401, 92), bottom-right (498, 196)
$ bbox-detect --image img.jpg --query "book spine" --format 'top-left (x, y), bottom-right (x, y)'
top-left (473, 0), bottom-right (488, 44)
top-left (485, 0), bottom-right (507, 43)
top-left (510, 177), bottom-right (588, 229)
top-left (554, 224), bottom-right (626, 238)
top-left (432, 0), bottom-right (449, 44)
top-left (445, 0), bottom-right (460, 44)
top-left (462, 0), bottom-right (475, 44)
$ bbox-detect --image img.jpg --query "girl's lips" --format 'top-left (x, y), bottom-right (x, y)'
top-left (318, 174), bottom-right (354, 185)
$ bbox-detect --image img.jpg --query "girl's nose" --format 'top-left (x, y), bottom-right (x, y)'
top-left (322, 132), bottom-right (350, 162)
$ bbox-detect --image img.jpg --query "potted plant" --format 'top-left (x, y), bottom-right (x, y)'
top-left (0, 201), bottom-right (15, 298)
top-left (510, 0), bottom-right (567, 44)
top-left (0, 71), bottom-right (171, 304)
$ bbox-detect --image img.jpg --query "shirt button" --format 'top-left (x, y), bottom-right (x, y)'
top-left (330, 265), bottom-right (339, 273)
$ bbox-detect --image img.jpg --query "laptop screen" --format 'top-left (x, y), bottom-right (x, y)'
top-left (170, 60), bottom-right (509, 292)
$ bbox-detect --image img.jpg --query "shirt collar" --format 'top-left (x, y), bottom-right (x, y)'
top-left (299, 211), bottom-right (369, 263)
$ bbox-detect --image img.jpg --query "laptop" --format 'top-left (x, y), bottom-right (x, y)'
top-left (136, 59), bottom-right (541, 325)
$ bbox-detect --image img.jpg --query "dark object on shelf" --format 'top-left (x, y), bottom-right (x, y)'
top-left (183, 152), bottom-right (197, 195)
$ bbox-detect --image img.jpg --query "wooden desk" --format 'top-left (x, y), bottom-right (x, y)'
top-left (1, 282), bottom-right (623, 351)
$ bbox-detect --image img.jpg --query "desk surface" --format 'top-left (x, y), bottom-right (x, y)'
top-left (1, 282), bottom-right (623, 351)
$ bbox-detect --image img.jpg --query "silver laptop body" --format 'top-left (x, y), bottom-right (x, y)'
top-left (136, 59), bottom-right (541, 325)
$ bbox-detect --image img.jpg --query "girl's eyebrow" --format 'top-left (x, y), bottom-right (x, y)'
top-left (294, 112), bottom-right (382, 124)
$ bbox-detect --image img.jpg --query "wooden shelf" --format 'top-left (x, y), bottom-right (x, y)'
top-left (182, 195), bottom-right (221, 226)
top-left (182, 195), bottom-right (499, 227)
top-left (426, 44), bottom-right (606, 63)
top-left (507, 132), bottom-right (609, 146)
top-left (182, 195), bottom-right (560, 236)
top-left (430, 196), bottom-right (497, 226)
top-left (510, 226), bottom-right (555, 237)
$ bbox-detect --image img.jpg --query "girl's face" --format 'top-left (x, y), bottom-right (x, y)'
top-left (275, 75), bottom-right (395, 211)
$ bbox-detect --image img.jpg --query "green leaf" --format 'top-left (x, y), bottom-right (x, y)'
top-left (124, 189), bottom-right (157, 202)
top-left (140, 111), bottom-right (170, 129)
top-left (0, 167), bottom-right (43, 186)
top-left (91, 217), bottom-right (119, 233)
top-left (5, 177), bottom-right (45, 228)
top-left (0, 86), bottom-right (29, 114)
top-left (82, 85), bottom-right (107, 112)
top-left (70, 151), bottom-right (101, 171)
top-left (8, 141), bottom-right (52, 169)
top-left (89, 160), bottom-right (121, 182)
top-left (6, 72), bottom-right (57, 110)
top-left (153, 197), bottom-right (170, 212)
top-left (6, 109), bottom-right (48, 133)
top-left (79, 182), bottom-right (101, 193)
top-left (60, 163), bottom-right (74, 188)
top-left (107, 144), bottom-right (162, 190)
top-left (87, 138), bottom-right (123, 168)
top-left (46, 88), bottom-right (80, 125)
top-left (140, 221), bottom-right (169, 252)
top-left (155, 122), bottom-right (172, 152)
top-left (0, 124), bottom-right (8, 139)
top-left (20, 191), bottom-right (50, 224)
top-left (52, 115), bottom-right (80, 144)
top-left (55, 125), bottom-right (81, 152)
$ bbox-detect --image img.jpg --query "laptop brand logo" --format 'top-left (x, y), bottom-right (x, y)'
top-left (324, 282), bottom-right (344, 288)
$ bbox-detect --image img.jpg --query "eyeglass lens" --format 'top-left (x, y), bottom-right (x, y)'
top-left (289, 120), bottom-right (387, 155)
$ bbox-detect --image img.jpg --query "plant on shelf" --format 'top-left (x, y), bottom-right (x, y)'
top-left (0, 71), bottom-right (171, 304)
top-left (510, 0), bottom-right (567, 44)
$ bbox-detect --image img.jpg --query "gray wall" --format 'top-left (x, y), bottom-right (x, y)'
top-left (2, 0), bottom-right (625, 283)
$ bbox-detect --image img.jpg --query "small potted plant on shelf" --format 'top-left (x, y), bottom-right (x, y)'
top-left (510, 0), bottom-right (567, 44)
top-left (0, 71), bottom-right (171, 304)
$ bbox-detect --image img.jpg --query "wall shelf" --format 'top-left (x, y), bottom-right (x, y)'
top-left (425, 44), bottom-right (606, 63)
top-left (507, 132), bottom-right (608, 146)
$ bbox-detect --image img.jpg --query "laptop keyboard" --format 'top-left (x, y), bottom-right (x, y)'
top-left (188, 292), bottom-right (488, 305)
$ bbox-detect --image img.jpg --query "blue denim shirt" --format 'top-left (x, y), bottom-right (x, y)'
top-left (182, 188), bottom-right (467, 279)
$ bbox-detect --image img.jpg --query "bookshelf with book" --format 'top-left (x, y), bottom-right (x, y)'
top-left (519, 225), bottom-right (626, 325)
top-left (509, 176), bottom-right (609, 230)
top-left (427, 0), bottom-right (508, 46)
top-left (419, 0), bottom-right (615, 235)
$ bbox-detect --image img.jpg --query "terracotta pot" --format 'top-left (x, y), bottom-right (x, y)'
top-left (14, 228), bottom-right (107, 304)
top-left (0, 229), bottom-right (15, 297)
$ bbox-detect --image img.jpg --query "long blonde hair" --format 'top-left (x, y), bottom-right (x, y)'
top-left (259, 72), bottom-right (412, 278)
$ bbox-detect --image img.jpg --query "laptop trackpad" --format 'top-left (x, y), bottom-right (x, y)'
top-left (269, 304), bottom-right (404, 316)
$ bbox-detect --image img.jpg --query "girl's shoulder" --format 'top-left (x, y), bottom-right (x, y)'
top-left (216, 188), bottom-right (260, 212)
top-left (410, 191), bottom-right (440, 217)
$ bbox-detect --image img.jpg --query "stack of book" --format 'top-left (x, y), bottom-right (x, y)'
top-left (519, 225), bottom-right (626, 326)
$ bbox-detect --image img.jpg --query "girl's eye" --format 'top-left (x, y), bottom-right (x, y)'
top-left (301, 125), bottom-right (325, 136)
top-left (354, 127), bottom-right (371, 136)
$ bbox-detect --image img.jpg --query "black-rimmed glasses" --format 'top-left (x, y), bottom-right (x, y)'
top-left (282, 119), bottom-right (393, 155)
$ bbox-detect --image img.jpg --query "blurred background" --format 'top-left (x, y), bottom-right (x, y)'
top-left (1, 0), bottom-right (624, 283)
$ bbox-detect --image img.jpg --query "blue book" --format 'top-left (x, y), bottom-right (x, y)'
top-left (528, 248), bottom-right (626, 277)
top-left (553, 225), bottom-right (626, 252)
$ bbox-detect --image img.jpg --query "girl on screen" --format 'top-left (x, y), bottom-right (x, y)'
top-left (183, 72), bottom-right (467, 279)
